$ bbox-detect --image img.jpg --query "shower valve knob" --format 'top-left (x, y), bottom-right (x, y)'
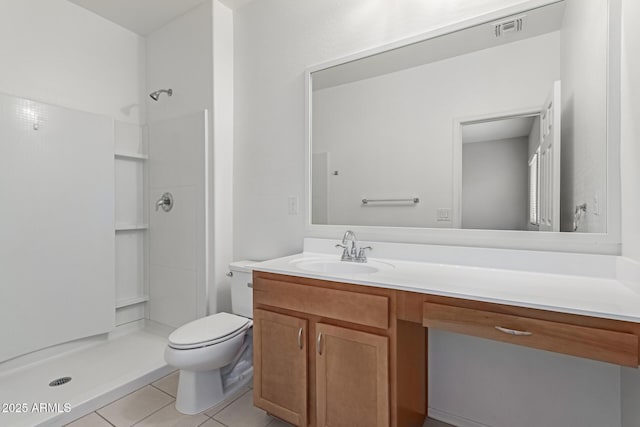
top-left (155, 192), bottom-right (174, 212)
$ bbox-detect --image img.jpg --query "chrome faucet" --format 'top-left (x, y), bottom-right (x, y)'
top-left (342, 230), bottom-right (357, 256)
top-left (335, 230), bottom-right (372, 263)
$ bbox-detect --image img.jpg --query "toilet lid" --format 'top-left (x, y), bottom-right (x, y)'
top-left (168, 312), bottom-right (251, 349)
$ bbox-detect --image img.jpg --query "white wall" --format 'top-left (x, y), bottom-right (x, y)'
top-left (620, 0), bottom-right (640, 425)
top-left (146, 2), bottom-right (213, 124)
top-left (0, 0), bottom-right (145, 124)
top-left (429, 331), bottom-right (621, 427)
top-left (148, 112), bottom-right (208, 328)
top-left (559, 0), bottom-right (608, 232)
top-left (312, 33), bottom-right (559, 228)
top-left (146, 2), bottom-right (212, 327)
top-left (146, 0), bottom-right (235, 318)
top-left (212, 0), bottom-right (236, 313)
top-left (234, 1), bottom-right (623, 425)
top-left (462, 137), bottom-right (529, 231)
top-left (620, 1), bottom-right (640, 261)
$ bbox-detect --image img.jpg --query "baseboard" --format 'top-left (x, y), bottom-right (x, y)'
top-left (429, 407), bottom-right (494, 427)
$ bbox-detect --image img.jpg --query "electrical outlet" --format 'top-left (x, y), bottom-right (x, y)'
top-left (437, 208), bottom-right (451, 221)
top-left (288, 196), bottom-right (299, 215)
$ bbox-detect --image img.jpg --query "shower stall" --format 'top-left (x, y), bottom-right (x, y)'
top-left (0, 91), bottom-right (211, 426)
top-left (0, 0), bottom-right (233, 424)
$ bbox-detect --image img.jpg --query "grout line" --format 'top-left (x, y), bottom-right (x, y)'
top-left (149, 383), bottom-right (176, 399)
top-left (131, 401), bottom-right (175, 426)
top-left (96, 384), bottom-right (160, 413)
top-left (206, 387), bottom-right (253, 419)
top-left (95, 411), bottom-right (116, 426)
top-left (201, 418), bottom-right (228, 427)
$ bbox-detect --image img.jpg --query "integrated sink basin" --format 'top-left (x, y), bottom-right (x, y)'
top-left (292, 258), bottom-right (394, 275)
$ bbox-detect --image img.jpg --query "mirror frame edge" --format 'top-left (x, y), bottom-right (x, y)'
top-left (304, 0), bottom-right (622, 255)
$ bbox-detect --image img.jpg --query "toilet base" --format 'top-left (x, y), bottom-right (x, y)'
top-left (174, 368), bottom-right (253, 415)
top-left (175, 369), bottom-right (223, 415)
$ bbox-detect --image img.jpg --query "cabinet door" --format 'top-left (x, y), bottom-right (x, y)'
top-left (316, 323), bottom-right (389, 427)
top-left (254, 309), bottom-right (308, 426)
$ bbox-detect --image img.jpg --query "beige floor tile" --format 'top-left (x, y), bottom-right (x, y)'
top-left (152, 371), bottom-right (180, 398)
top-left (65, 412), bottom-right (113, 427)
top-left (133, 403), bottom-right (208, 427)
top-left (198, 419), bottom-right (226, 427)
top-left (97, 386), bottom-right (174, 427)
top-left (204, 385), bottom-right (251, 417)
top-left (423, 417), bottom-right (455, 427)
top-left (267, 418), bottom-right (294, 427)
top-left (213, 389), bottom-right (272, 427)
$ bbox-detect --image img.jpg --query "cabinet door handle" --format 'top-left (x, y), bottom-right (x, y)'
top-left (495, 326), bottom-right (533, 336)
top-left (297, 327), bottom-right (303, 349)
top-left (317, 332), bottom-right (323, 355)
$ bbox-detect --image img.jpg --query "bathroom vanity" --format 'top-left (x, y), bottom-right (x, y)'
top-left (251, 240), bottom-right (640, 427)
top-left (251, 0), bottom-right (627, 424)
top-left (253, 270), bottom-right (427, 427)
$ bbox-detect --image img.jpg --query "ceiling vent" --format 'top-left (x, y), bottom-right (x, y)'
top-left (493, 16), bottom-right (525, 37)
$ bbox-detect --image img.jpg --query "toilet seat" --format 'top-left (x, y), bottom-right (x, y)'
top-left (168, 312), bottom-right (251, 350)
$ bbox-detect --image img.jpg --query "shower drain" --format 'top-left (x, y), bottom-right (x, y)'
top-left (49, 377), bottom-right (72, 387)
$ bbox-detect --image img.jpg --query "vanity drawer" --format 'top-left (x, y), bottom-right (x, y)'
top-left (253, 276), bottom-right (389, 329)
top-left (422, 302), bottom-right (639, 367)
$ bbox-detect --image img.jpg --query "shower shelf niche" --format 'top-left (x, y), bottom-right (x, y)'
top-left (114, 120), bottom-right (149, 327)
top-left (115, 223), bottom-right (149, 231)
top-left (115, 295), bottom-right (150, 309)
top-left (115, 151), bottom-right (149, 160)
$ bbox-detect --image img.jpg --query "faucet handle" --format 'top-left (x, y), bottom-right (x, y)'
top-left (335, 244), bottom-right (352, 261)
top-left (357, 246), bottom-right (372, 262)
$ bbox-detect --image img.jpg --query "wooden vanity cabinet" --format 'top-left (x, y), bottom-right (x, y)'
top-left (397, 291), bottom-right (640, 367)
top-left (316, 323), bottom-right (389, 427)
top-left (253, 309), bottom-right (308, 426)
top-left (253, 272), bottom-right (427, 427)
top-left (254, 270), bottom-right (640, 427)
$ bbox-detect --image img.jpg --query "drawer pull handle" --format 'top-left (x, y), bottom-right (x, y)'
top-left (297, 327), bottom-right (303, 349)
top-left (317, 332), bottom-right (323, 355)
top-left (495, 326), bottom-right (533, 336)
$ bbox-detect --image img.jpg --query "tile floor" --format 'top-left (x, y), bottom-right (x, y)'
top-left (66, 371), bottom-right (452, 427)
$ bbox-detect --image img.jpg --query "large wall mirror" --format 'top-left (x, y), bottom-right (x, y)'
top-left (308, 0), bottom-right (620, 249)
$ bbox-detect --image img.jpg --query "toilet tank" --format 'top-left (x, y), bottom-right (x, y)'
top-left (230, 260), bottom-right (255, 318)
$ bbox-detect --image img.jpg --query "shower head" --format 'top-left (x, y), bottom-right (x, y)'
top-left (149, 88), bottom-right (173, 101)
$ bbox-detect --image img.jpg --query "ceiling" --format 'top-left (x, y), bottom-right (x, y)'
top-left (462, 116), bottom-right (537, 144)
top-left (68, 0), bottom-right (253, 35)
top-left (313, 1), bottom-right (565, 91)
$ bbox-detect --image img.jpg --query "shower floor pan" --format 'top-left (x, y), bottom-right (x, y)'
top-left (0, 325), bottom-right (173, 427)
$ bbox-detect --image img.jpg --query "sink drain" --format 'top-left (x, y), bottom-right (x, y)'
top-left (49, 377), bottom-right (71, 387)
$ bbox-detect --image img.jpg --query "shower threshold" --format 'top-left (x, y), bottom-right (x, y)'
top-left (0, 322), bottom-right (173, 427)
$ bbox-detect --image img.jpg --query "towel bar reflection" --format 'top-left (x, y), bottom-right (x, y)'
top-left (361, 197), bottom-right (420, 205)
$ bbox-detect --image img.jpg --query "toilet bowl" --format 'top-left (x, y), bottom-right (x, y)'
top-left (164, 261), bottom-right (255, 415)
top-left (164, 312), bottom-right (252, 414)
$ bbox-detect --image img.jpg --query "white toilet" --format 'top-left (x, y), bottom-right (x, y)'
top-left (165, 261), bottom-right (255, 415)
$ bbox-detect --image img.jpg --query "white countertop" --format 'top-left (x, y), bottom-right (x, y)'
top-left (251, 249), bottom-right (640, 323)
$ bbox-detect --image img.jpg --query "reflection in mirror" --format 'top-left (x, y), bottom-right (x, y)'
top-left (461, 113), bottom-right (543, 231)
top-left (310, 0), bottom-right (608, 233)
